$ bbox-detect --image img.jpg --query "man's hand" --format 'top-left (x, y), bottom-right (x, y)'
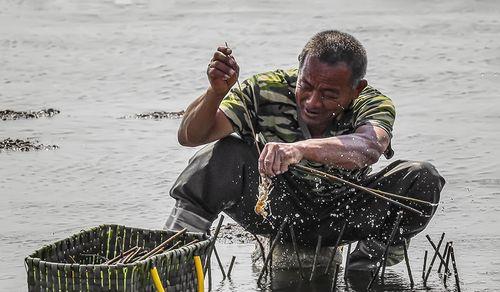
top-left (259, 142), bottom-right (304, 177)
top-left (207, 46), bottom-right (240, 97)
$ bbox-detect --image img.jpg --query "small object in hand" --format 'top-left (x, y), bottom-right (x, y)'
top-left (255, 176), bottom-right (273, 219)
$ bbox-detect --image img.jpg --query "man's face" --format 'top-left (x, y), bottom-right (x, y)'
top-left (295, 56), bottom-right (362, 136)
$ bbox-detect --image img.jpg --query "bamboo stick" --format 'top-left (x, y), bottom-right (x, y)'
top-left (122, 247), bottom-right (141, 264)
top-left (425, 235), bottom-right (451, 275)
top-left (289, 224), bottom-right (305, 280)
top-left (438, 241), bottom-right (450, 274)
top-left (227, 256), bottom-right (236, 278)
top-left (367, 211), bottom-right (404, 290)
top-left (443, 242), bottom-right (452, 286)
top-left (137, 228), bottom-right (187, 261)
top-left (213, 246), bottom-right (227, 279)
top-left (424, 233), bottom-right (445, 285)
top-left (309, 235), bottom-right (322, 281)
top-left (291, 165), bottom-right (425, 216)
top-left (403, 240), bottom-right (414, 288)
top-left (257, 217), bottom-right (289, 284)
top-left (204, 215), bottom-right (224, 274)
top-left (104, 246), bottom-right (138, 265)
top-left (422, 250), bottom-right (428, 282)
top-left (225, 42), bottom-right (261, 156)
top-left (344, 243), bottom-right (352, 285)
top-left (325, 221), bottom-right (347, 274)
top-left (450, 246), bottom-right (461, 291)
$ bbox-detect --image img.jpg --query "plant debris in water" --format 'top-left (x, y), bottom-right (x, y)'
top-left (126, 110), bottom-right (185, 120)
top-left (0, 138), bottom-right (59, 152)
top-left (0, 109), bottom-right (60, 120)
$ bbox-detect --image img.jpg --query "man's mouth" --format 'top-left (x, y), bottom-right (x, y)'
top-left (303, 107), bottom-right (320, 118)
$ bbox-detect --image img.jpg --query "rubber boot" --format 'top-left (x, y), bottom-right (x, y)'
top-left (346, 238), bottom-right (407, 271)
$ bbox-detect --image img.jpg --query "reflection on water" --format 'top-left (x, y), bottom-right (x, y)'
top-left (1, 0), bottom-right (499, 290)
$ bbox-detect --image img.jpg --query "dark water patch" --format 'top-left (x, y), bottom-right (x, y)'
top-left (0, 138), bottom-right (59, 152)
top-left (123, 110), bottom-right (185, 120)
top-left (0, 108), bottom-right (60, 120)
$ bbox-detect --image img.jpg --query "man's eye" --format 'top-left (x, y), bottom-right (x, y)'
top-left (298, 81), bottom-right (311, 89)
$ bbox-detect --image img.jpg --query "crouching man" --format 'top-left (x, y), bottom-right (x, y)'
top-left (164, 30), bottom-right (445, 272)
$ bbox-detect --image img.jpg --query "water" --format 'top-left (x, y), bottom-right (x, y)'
top-left (1, 0), bottom-right (499, 290)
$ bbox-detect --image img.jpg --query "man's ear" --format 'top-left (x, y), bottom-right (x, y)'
top-left (354, 79), bottom-right (368, 97)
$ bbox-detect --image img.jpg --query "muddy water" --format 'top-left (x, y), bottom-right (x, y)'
top-left (1, 0), bottom-right (499, 291)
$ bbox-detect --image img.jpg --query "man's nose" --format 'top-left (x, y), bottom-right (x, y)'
top-left (305, 91), bottom-right (323, 108)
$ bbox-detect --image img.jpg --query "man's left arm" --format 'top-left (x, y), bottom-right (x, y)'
top-left (258, 124), bottom-right (390, 176)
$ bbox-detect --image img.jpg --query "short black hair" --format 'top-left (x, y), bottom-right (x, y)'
top-left (298, 30), bottom-right (367, 86)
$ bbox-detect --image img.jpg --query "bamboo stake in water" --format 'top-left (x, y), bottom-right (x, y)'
top-left (289, 224), bottom-right (306, 280)
top-left (402, 240), bottom-right (414, 288)
top-left (443, 242), bottom-right (453, 286)
top-left (257, 217), bottom-right (289, 284)
top-left (204, 215), bottom-right (225, 275)
top-left (344, 243), bottom-right (352, 286)
top-left (424, 233), bottom-right (445, 285)
top-left (425, 235), bottom-right (451, 275)
top-left (227, 256), bottom-right (236, 278)
top-left (309, 235), bottom-right (323, 281)
top-left (213, 246), bottom-right (226, 279)
top-left (324, 221), bottom-right (347, 274)
top-left (251, 233), bottom-right (266, 264)
top-left (367, 211), bottom-right (404, 290)
top-left (449, 246), bottom-right (461, 292)
top-left (438, 241), bottom-right (450, 274)
top-left (422, 250), bottom-right (428, 282)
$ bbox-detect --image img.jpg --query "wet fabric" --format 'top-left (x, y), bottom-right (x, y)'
top-left (166, 136), bottom-right (445, 247)
top-left (219, 68), bottom-right (396, 185)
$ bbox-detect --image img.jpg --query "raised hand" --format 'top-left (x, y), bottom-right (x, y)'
top-left (206, 46), bottom-right (240, 97)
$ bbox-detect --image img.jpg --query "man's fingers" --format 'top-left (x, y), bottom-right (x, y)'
top-left (208, 66), bottom-right (230, 80)
top-left (264, 151), bottom-right (276, 177)
top-left (272, 150), bottom-right (282, 176)
top-left (212, 51), bottom-right (238, 70)
top-left (217, 46), bottom-right (232, 56)
top-left (259, 145), bottom-right (276, 177)
top-left (259, 144), bottom-right (284, 177)
top-left (279, 159), bottom-right (289, 174)
top-left (210, 60), bottom-right (236, 79)
top-left (258, 146), bottom-right (268, 175)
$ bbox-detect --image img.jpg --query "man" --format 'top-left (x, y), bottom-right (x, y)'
top-left (165, 30), bottom-right (445, 271)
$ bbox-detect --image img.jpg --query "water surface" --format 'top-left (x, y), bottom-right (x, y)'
top-left (1, 0), bottom-right (499, 290)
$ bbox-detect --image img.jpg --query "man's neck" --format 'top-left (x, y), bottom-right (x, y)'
top-left (309, 125), bottom-right (328, 138)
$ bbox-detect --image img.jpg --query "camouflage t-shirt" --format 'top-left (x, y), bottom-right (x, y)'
top-left (219, 68), bottom-right (396, 195)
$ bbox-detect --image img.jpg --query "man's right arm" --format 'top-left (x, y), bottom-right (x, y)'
top-left (177, 89), bottom-right (234, 146)
top-left (177, 46), bottom-right (239, 147)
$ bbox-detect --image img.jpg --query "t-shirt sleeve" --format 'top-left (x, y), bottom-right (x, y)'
top-left (219, 76), bottom-right (259, 143)
top-left (353, 87), bottom-right (396, 158)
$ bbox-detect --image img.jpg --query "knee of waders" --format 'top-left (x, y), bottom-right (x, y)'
top-left (190, 135), bottom-right (258, 166)
top-left (407, 161), bottom-right (446, 195)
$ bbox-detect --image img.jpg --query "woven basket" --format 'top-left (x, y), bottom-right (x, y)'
top-left (25, 224), bottom-right (211, 292)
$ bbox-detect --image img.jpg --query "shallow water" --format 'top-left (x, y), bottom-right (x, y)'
top-left (1, 0), bottom-right (499, 291)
